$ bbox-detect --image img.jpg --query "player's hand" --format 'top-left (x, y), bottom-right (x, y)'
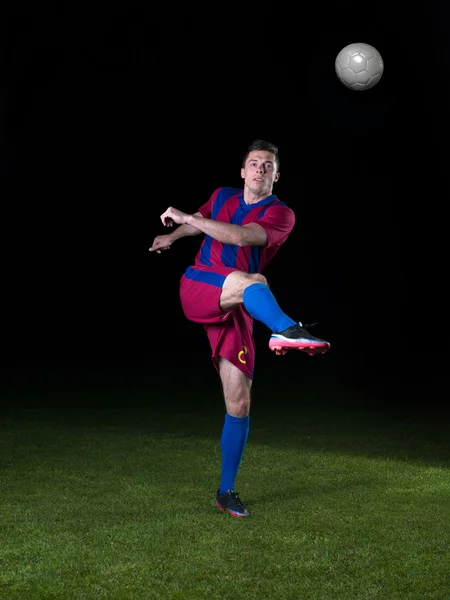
top-left (149, 234), bottom-right (173, 254)
top-left (160, 206), bottom-right (189, 227)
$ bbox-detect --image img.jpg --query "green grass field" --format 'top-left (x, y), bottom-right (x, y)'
top-left (1, 367), bottom-right (449, 599)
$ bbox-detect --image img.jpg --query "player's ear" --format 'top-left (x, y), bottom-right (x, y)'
top-left (274, 172), bottom-right (280, 182)
top-left (241, 167), bottom-right (245, 179)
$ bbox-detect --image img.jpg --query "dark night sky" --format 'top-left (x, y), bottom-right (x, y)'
top-left (1, 7), bottom-right (449, 391)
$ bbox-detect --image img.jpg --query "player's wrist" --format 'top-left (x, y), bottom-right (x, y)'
top-left (185, 214), bottom-right (197, 227)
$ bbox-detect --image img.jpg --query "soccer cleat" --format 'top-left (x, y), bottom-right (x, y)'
top-left (269, 322), bottom-right (330, 356)
top-left (216, 489), bottom-right (251, 518)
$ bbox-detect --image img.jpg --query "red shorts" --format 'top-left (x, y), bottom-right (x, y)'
top-left (179, 266), bottom-right (255, 379)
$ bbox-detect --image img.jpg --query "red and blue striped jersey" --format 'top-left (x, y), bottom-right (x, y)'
top-left (192, 187), bottom-right (295, 273)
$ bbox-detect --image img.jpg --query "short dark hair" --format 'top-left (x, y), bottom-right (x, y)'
top-left (242, 139), bottom-right (280, 171)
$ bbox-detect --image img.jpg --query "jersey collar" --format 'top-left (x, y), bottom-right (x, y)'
top-left (237, 192), bottom-right (277, 209)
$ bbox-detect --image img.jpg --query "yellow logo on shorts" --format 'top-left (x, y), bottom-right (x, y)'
top-left (238, 346), bottom-right (248, 364)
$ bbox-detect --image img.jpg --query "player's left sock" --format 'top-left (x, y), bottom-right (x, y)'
top-left (218, 413), bottom-right (250, 494)
top-left (243, 283), bottom-right (296, 333)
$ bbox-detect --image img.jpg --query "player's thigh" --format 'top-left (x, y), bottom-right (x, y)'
top-left (218, 356), bottom-right (252, 417)
top-left (220, 271), bottom-right (267, 312)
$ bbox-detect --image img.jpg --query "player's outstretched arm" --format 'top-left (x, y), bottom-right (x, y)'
top-left (187, 214), bottom-right (267, 247)
top-left (158, 206), bottom-right (268, 247)
top-left (149, 211), bottom-right (203, 254)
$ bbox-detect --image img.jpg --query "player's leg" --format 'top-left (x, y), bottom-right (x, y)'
top-left (180, 269), bottom-right (252, 517)
top-left (215, 356), bottom-right (252, 518)
top-left (220, 271), bottom-right (330, 355)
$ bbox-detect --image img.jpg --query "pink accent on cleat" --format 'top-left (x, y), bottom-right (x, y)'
top-left (274, 348), bottom-right (288, 356)
top-left (269, 338), bottom-right (330, 356)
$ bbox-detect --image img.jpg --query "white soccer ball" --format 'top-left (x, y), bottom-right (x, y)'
top-left (335, 43), bottom-right (384, 91)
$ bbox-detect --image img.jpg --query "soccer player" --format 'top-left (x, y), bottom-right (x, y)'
top-left (150, 139), bottom-right (330, 517)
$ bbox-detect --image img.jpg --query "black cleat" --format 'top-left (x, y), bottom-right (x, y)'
top-left (269, 322), bottom-right (331, 356)
top-left (216, 489), bottom-right (251, 518)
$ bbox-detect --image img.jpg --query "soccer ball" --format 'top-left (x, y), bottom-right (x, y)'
top-left (335, 43), bottom-right (384, 91)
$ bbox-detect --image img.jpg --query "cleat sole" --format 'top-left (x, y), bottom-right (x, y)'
top-left (216, 501), bottom-right (249, 518)
top-left (269, 342), bottom-right (330, 356)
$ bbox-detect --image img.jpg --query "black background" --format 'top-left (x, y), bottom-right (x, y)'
top-left (1, 6), bottom-right (449, 399)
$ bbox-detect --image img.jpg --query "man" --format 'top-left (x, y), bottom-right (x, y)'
top-left (150, 139), bottom-right (330, 517)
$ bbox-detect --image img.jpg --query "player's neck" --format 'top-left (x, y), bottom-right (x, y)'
top-left (243, 187), bottom-right (274, 205)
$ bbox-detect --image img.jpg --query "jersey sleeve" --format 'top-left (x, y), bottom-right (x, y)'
top-left (256, 204), bottom-right (296, 248)
top-left (197, 188), bottom-right (221, 219)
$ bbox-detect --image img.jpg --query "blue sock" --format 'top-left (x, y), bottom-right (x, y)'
top-left (219, 413), bottom-right (250, 493)
top-left (243, 283), bottom-right (296, 333)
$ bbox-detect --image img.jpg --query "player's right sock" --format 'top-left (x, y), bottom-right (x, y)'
top-left (243, 283), bottom-right (296, 333)
top-left (219, 413), bottom-right (250, 494)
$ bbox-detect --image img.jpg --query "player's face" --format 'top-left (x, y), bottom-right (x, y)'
top-left (241, 150), bottom-right (280, 196)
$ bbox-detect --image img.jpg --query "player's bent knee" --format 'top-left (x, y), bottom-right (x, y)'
top-left (250, 273), bottom-right (267, 287)
top-left (220, 271), bottom-right (269, 311)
